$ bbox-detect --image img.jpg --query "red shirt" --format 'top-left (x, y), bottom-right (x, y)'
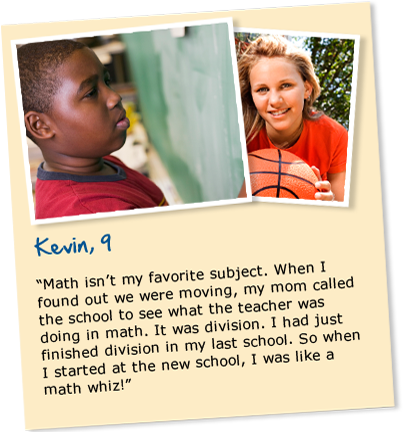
top-left (247, 115), bottom-right (348, 180)
top-left (35, 155), bottom-right (166, 220)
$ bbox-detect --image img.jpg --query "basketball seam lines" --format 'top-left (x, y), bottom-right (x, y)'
top-left (250, 150), bottom-right (316, 199)
top-left (253, 185), bottom-right (300, 199)
top-left (277, 149), bottom-right (282, 198)
top-left (250, 170), bottom-right (317, 187)
top-left (249, 153), bottom-right (305, 165)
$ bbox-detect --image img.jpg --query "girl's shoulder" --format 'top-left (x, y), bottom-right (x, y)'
top-left (306, 114), bottom-right (348, 138)
top-left (247, 127), bottom-right (270, 153)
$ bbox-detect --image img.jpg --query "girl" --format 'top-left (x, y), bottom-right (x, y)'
top-left (238, 35), bottom-right (348, 201)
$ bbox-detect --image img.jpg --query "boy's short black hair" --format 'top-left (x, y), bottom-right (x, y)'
top-left (17, 39), bottom-right (86, 115)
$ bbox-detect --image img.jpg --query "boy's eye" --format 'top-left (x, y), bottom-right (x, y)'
top-left (84, 87), bottom-right (97, 98)
top-left (83, 78), bottom-right (111, 99)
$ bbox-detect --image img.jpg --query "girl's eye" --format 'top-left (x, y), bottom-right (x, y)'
top-left (257, 87), bottom-right (268, 93)
top-left (281, 83), bottom-right (292, 89)
top-left (104, 75), bottom-right (112, 87)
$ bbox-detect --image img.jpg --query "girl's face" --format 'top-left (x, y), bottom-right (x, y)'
top-left (250, 56), bottom-right (312, 139)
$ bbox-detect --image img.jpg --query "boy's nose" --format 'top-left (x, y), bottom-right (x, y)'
top-left (106, 88), bottom-right (122, 110)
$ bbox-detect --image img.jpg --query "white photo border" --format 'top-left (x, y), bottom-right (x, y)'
top-left (235, 27), bottom-right (360, 208)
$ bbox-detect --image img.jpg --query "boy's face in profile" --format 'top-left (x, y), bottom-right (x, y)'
top-left (39, 47), bottom-right (129, 161)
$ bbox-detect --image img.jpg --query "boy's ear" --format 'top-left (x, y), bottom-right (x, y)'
top-left (24, 112), bottom-right (55, 141)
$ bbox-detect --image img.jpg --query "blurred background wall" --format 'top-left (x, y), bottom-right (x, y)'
top-left (121, 23), bottom-right (243, 204)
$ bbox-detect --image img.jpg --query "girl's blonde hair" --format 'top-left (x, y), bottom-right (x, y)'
top-left (238, 35), bottom-right (321, 144)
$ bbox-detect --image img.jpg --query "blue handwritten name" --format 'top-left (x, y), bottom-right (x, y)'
top-left (34, 237), bottom-right (94, 257)
top-left (34, 234), bottom-right (111, 257)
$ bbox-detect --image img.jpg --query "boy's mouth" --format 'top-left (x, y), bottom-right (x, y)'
top-left (116, 110), bottom-right (130, 129)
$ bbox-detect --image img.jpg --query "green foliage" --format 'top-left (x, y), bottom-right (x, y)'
top-left (303, 37), bottom-right (355, 129)
top-left (234, 33), bottom-right (259, 60)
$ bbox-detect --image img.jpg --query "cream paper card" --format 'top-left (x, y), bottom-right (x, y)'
top-left (1, 3), bottom-right (393, 429)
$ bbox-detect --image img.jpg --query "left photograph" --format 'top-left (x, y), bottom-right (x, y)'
top-left (13, 19), bottom-right (249, 224)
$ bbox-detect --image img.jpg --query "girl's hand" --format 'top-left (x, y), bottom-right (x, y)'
top-left (311, 166), bottom-right (335, 201)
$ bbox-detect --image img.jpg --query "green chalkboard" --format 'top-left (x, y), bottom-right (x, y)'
top-left (121, 23), bottom-right (244, 203)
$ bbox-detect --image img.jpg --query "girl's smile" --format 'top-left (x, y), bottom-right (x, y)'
top-left (250, 56), bottom-right (312, 145)
top-left (268, 107), bottom-right (290, 117)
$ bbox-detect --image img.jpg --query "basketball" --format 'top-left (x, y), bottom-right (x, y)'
top-left (248, 149), bottom-right (319, 199)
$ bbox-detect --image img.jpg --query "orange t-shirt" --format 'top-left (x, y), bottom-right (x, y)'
top-left (247, 115), bottom-right (348, 180)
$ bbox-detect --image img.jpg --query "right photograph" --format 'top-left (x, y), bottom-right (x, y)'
top-left (235, 30), bottom-right (359, 206)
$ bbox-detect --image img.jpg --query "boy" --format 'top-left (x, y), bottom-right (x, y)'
top-left (17, 39), bottom-right (167, 220)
